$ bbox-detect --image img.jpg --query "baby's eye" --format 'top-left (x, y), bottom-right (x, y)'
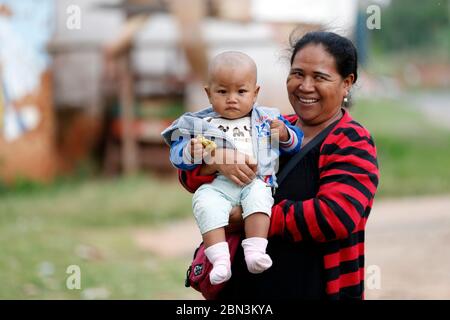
top-left (217, 90), bottom-right (226, 94)
top-left (238, 89), bottom-right (248, 94)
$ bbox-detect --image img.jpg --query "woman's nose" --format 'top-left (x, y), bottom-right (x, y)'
top-left (299, 77), bottom-right (314, 92)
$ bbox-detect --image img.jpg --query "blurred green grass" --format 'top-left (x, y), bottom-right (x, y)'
top-left (0, 176), bottom-right (197, 299)
top-left (352, 97), bottom-right (450, 197)
top-left (1, 97), bottom-right (450, 299)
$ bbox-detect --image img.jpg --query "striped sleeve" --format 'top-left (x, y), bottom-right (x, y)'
top-left (269, 120), bottom-right (379, 242)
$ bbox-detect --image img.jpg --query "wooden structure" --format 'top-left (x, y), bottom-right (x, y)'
top-left (100, 0), bottom-right (253, 175)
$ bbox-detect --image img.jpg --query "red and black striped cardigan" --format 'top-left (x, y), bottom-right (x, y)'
top-left (178, 110), bottom-right (379, 299)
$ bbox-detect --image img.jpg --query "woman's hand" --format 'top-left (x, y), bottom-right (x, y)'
top-left (203, 148), bottom-right (257, 186)
top-left (225, 206), bottom-right (244, 234)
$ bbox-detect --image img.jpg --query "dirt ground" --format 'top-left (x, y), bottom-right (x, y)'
top-left (365, 195), bottom-right (450, 299)
top-left (136, 195), bottom-right (450, 300)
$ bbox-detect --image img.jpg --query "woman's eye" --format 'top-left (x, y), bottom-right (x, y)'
top-left (315, 75), bottom-right (325, 80)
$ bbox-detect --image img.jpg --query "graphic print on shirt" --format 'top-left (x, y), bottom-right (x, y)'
top-left (255, 119), bottom-right (272, 152)
top-left (206, 116), bottom-right (254, 157)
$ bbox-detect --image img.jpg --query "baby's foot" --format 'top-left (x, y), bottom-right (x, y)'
top-left (242, 237), bottom-right (272, 274)
top-left (209, 261), bottom-right (232, 285)
top-left (244, 252), bottom-right (272, 274)
top-left (204, 242), bottom-right (232, 285)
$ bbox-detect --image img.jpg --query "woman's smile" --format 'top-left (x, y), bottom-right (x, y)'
top-left (296, 96), bottom-right (320, 105)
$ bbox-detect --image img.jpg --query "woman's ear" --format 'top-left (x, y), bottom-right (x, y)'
top-left (342, 74), bottom-right (354, 93)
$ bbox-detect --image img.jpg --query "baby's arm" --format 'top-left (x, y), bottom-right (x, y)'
top-left (270, 119), bottom-right (289, 142)
top-left (170, 137), bottom-right (201, 170)
top-left (270, 115), bottom-right (303, 154)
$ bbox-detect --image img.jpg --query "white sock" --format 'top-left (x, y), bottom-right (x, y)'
top-left (204, 242), bottom-right (232, 285)
top-left (241, 237), bottom-right (272, 274)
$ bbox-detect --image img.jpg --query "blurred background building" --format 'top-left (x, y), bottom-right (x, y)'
top-left (1, 0), bottom-right (449, 183)
top-left (0, 0), bottom-right (401, 182)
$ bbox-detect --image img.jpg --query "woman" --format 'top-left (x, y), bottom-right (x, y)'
top-left (178, 31), bottom-right (379, 300)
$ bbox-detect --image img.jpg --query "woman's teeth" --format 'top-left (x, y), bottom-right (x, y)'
top-left (298, 97), bottom-right (319, 104)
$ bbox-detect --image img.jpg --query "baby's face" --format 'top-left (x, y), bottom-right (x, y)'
top-left (205, 66), bottom-right (259, 119)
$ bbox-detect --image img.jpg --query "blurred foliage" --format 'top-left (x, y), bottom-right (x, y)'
top-left (372, 0), bottom-right (449, 53)
top-left (0, 159), bottom-right (99, 196)
top-left (0, 175), bottom-right (192, 228)
top-left (352, 97), bottom-right (450, 197)
top-left (107, 99), bottom-right (185, 121)
top-left (0, 175), bottom-right (197, 299)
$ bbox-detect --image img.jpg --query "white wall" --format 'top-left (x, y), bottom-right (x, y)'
top-left (51, 0), bottom-right (357, 114)
top-left (252, 0), bottom-right (358, 35)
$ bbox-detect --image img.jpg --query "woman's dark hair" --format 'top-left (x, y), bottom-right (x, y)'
top-left (290, 31), bottom-right (358, 83)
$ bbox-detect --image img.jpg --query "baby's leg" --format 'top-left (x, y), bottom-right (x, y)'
top-left (242, 214), bottom-right (272, 274)
top-left (203, 227), bottom-right (226, 248)
top-left (193, 182), bottom-right (235, 284)
top-left (245, 212), bottom-right (270, 238)
top-left (241, 179), bottom-right (274, 274)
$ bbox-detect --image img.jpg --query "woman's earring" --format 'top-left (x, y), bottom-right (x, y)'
top-left (344, 96), bottom-right (348, 103)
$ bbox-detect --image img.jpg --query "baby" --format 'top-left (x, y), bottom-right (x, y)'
top-left (161, 51), bottom-right (302, 285)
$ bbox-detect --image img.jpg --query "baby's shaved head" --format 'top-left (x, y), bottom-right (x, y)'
top-left (204, 51), bottom-right (260, 119)
top-left (207, 51), bottom-right (257, 84)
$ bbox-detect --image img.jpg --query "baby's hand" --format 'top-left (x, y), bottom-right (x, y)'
top-left (189, 138), bottom-right (208, 162)
top-left (270, 119), bottom-right (289, 142)
top-left (196, 134), bottom-right (217, 151)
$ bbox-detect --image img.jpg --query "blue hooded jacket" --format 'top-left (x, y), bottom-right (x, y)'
top-left (161, 104), bottom-right (303, 187)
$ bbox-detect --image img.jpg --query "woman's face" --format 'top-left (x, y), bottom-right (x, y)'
top-left (287, 44), bottom-right (354, 126)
